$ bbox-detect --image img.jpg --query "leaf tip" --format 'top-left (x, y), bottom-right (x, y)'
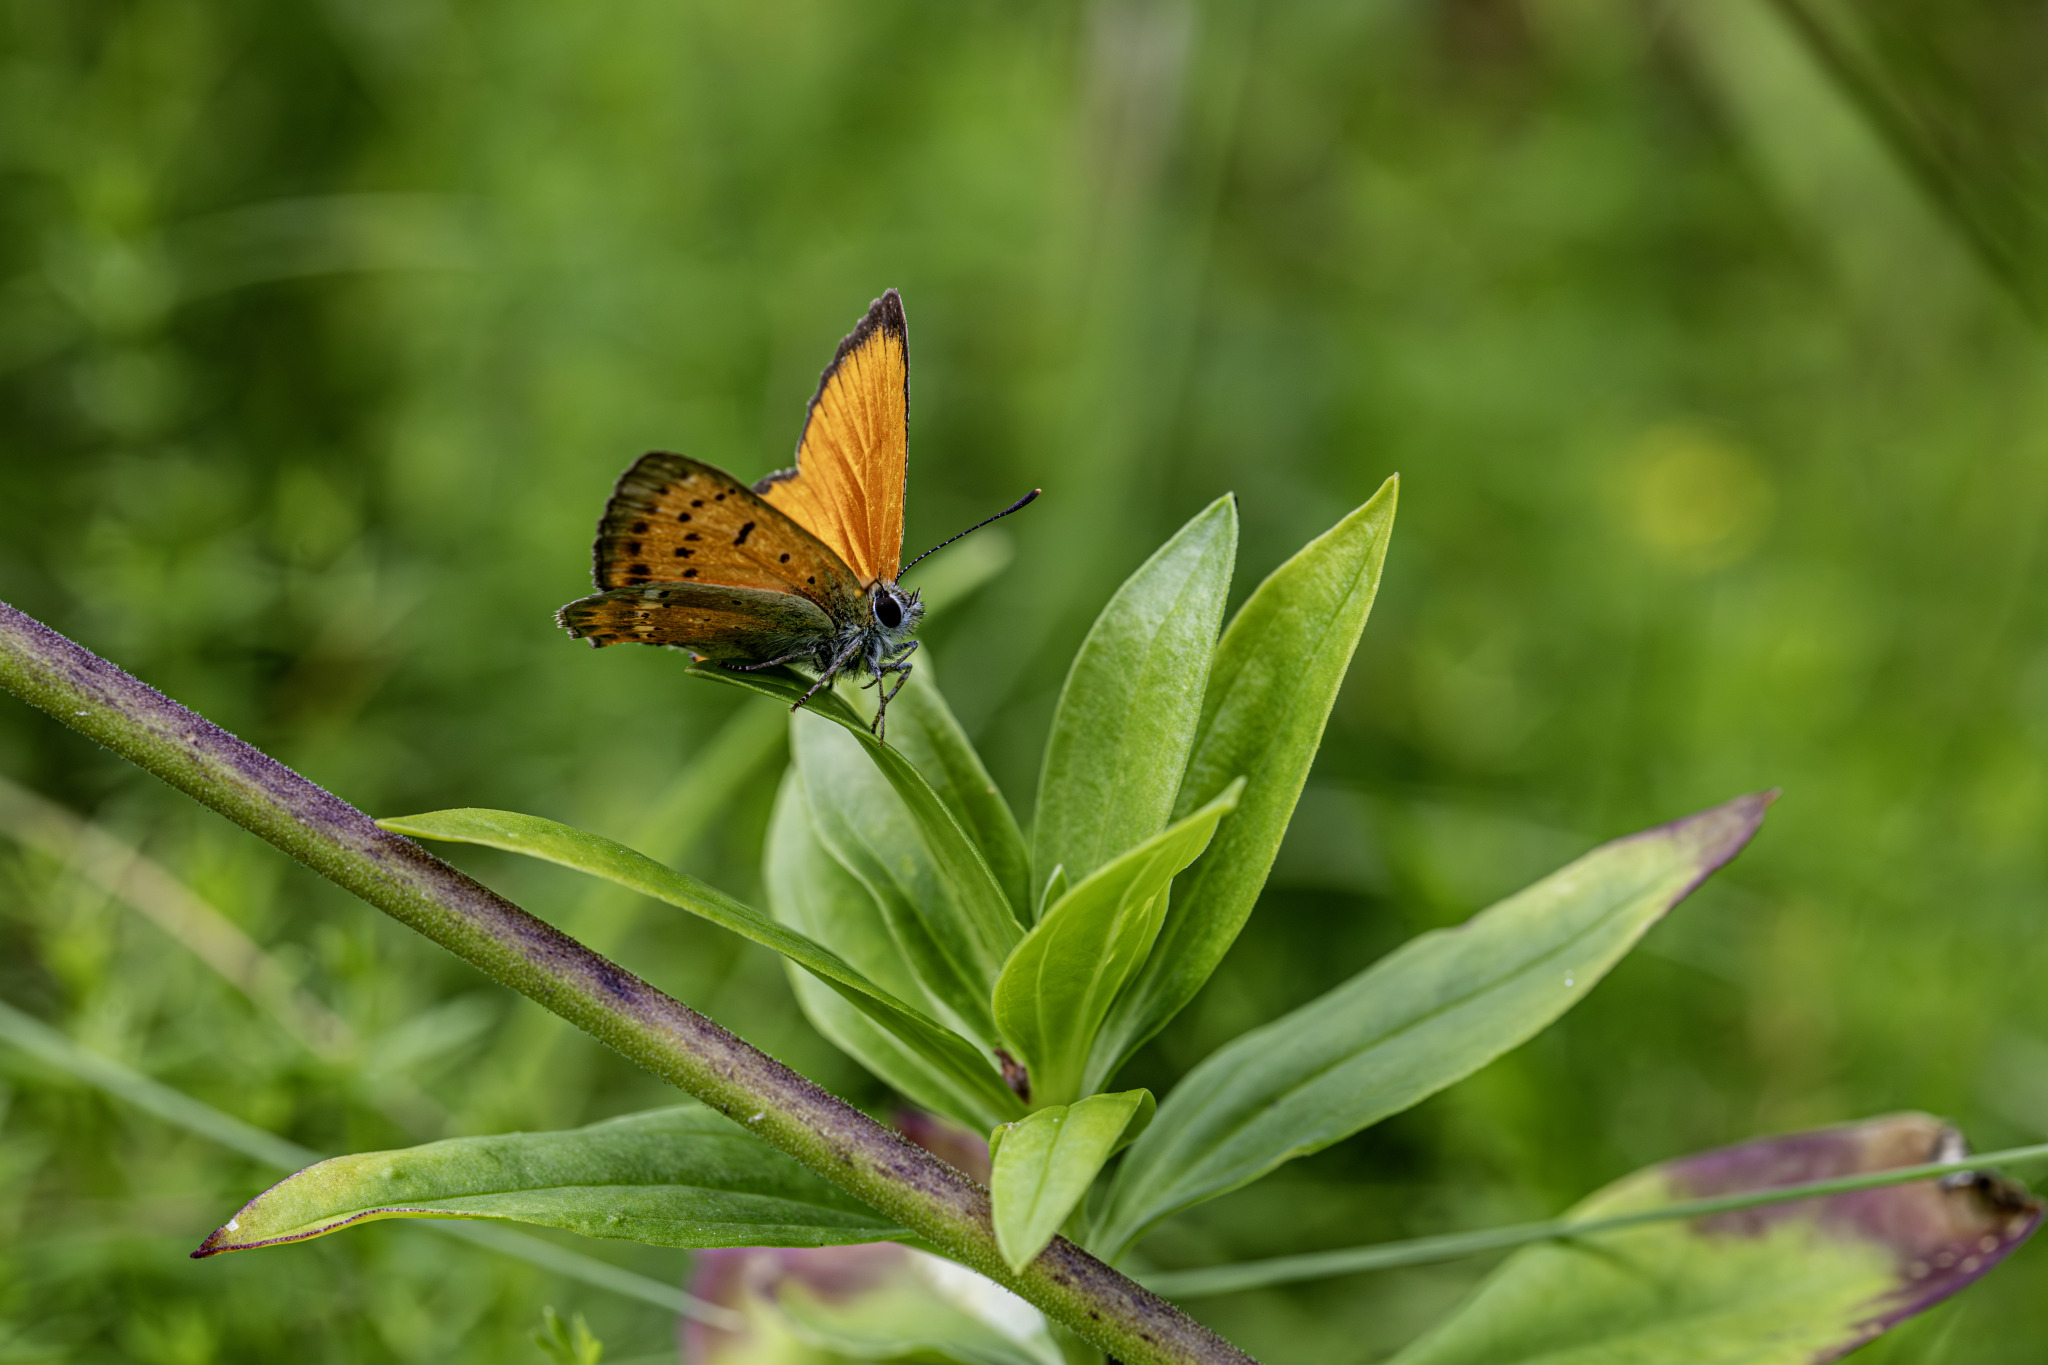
top-left (1640, 789), bottom-right (1774, 883)
top-left (1668, 1114), bottom-right (2042, 1351)
top-left (190, 1207), bottom-right (261, 1258)
top-left (1705, 788), bottom-right (1775, 858)
top-left (994, 1232), bottom-right (1044, 1274)
top-left (1192, 491), bottom-right (1241, 540)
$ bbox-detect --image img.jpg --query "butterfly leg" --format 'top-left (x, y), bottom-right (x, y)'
top-left (866, 641), bottom-right (921, 739)
top-left (869, 667), bottom-right (911, 740)
top-left (859, 638), bottom-right (920, 689)
top-left (792, 635), bottom-right (864, 714)
top-left (879, 664), bottom-right (913, 706)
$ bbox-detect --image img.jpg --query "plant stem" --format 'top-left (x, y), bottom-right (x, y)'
top-left (1144, 1140), bottom-right (2048, 1298)
top-left (0, 601), bottom-right (1254, 1365)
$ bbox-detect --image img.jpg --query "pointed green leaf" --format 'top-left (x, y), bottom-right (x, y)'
top-left (1095, 793), bottom-right (1772, 1259)
top-left (790, 716), bottom-right (1007, 1042)
top-left (1090, 478), bottom-right (1397, 1088)
top-left (691, 661), bottom-right (1022, 967)
top-left (994, 781), bottom-right (1244, 1108)
top-left (378, 807), bottom-right (823, 968)
top-left (886, 664), bottom-right (1032, 923)
top-left (1031, 496), bottom-right (1237, 903)
top-left (764, 769), bottom-right (1024, 1130)
top-left (193, 1106), bottom-right (902, 1255)
top-left (990, 1089), bottom-right (1155, 1273)
top-left (378, 806), bottom-right (1008, 1122)
top-left (1390, 1115), bottom-right (2042, 1365)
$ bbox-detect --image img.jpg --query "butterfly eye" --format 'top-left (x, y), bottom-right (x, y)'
top-left (873, 593), bottom-right (903, 629)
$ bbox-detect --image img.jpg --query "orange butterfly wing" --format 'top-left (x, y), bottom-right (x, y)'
top-left (591, 452), bottom-right (865, 613)
top-left (557, 451), bottom-right (867, 658)
top-left (754, 290), bottom-right (909, 587)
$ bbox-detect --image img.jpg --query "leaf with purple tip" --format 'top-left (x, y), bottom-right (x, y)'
top-left (1095, 792), bottom-right (1772, 1258)
top-left (1391, 1114), bottom-right (2042, 1365)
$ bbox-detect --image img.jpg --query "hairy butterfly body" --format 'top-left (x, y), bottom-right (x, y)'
top-left (558, 289), bottom-right (1034, 737)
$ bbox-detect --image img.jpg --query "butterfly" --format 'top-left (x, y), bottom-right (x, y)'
top-left (557, 289), bottom-right (1039, 738)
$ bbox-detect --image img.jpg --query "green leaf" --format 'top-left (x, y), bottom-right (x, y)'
top-left (1389, 1114), bottom-right (2042, 1365)
top-left (378, 806), bottom-right (1010, 1124)
top-left (788, 715), bottom-right (1008, 1042)
top-left (989, 1089), bottom-right (1155, 1273)
top-left (192, 1106), bottom-right (902, 1255)
top-left (886, 663), bottom-right (1032, 923)
top-left (1095, 793), bottom-right (1772, 1259)
top-left (1089, 477), bottom-right (1397, 1088)
top-left (691, 661), bottom-right (1022, 970)
top-left (1031, 496), bottom-right (1237, 904)
top-left (993, 781), bottom-right (1244, 1108)
top-left (764, 769), bottom-right (1025, 1130)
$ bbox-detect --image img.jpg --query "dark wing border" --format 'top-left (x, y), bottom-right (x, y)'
top-left (753, 287), bottom-right (909, 494)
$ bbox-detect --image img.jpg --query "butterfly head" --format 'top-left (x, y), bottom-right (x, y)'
top-left (869, 581), bottom-right (923, 640)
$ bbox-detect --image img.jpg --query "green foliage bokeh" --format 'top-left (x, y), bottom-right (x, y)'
top-left (2, 2), bottom-right (2045, 1361)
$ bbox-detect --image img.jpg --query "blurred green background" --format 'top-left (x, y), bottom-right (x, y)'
top-left (3, 0), bottom-right (2047, 1360)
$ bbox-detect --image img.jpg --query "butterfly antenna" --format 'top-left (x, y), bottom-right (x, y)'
top-left (899, 489), bottom-right (1042, 579)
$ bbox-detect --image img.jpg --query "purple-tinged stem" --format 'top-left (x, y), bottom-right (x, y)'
top-left (0, 601), bottom-right (1254, 1365)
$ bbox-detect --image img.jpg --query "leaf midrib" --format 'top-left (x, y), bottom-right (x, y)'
top-left (1118, 865), bottom-right (1674, 1220)
top-left (1180, 539), bottom-right (1378, 818)
top-left (1085, 557), bottom-right (1224, 877)
top-left (335, 1180), bottom-right (881, 1210)
top-left (1100, 538), bottom-right (1382, 1080)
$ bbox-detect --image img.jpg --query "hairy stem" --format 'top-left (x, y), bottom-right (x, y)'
top-left (0, 601), bottom-right (1253, 1365)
